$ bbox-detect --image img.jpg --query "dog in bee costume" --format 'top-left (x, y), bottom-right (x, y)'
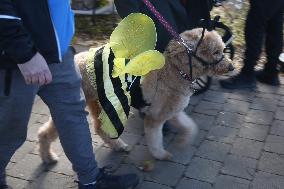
top-left (38, 13), bottom-right (234, 161)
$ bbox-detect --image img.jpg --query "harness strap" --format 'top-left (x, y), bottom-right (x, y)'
top-left (4, 69), bottom-right (12, 96)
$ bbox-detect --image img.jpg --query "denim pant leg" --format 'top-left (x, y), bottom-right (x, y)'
top-left (38, 48), bottom-right (99, 184)
top-left (0, 70), bottom-right (38, 185)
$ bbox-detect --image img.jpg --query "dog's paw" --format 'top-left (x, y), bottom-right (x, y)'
top-left (153, 150), bottom-right (173, 161)
top-left (41, 151), bottom-right (59, 164)
top-left (113, 143), bottom-right (131, 152)
top-left (111, 139), bottom-right (131, 152)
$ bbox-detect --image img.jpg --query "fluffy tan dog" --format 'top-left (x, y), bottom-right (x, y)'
top-left (38, 28), bottom-right (233, 163)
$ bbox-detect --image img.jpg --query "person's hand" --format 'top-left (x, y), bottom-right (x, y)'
top-left (17, 52), bottom-right (52, 85)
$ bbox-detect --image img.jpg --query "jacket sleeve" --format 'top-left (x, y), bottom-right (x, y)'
top-left (0, 0), bottom-right (36, 65)
top-left (114, 0), bottom-right (143, 18)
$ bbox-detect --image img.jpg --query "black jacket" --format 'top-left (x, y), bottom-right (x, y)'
top-left (0, 0), bottom-right (60, 69)
top-left (114, 0), bottom-right (212, 52)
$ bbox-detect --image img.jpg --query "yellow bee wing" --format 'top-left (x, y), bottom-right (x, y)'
top-left (109, 13), bottom-right (157, 59)
top-left (112, 50), bottom-right (165, 77)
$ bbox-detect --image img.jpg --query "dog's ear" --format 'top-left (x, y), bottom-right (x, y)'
top-left (164, 40), bottom-right (187, 58)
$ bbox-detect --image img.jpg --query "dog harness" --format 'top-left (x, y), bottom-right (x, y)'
top-left (142, 0), bottom-right (232, 82)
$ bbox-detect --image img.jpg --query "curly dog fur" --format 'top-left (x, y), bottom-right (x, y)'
top-left (37, 28), bottom-right (233, 162)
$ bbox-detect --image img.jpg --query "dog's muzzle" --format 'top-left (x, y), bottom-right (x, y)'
top-left (228, 63), bottom-right (235, 71)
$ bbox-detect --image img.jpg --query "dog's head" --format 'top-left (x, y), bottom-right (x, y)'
top-left (164, 28), bottom-right (234, 80)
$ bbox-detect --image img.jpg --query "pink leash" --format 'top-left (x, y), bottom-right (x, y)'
top-left (141, 0), bottom-right (192, 51)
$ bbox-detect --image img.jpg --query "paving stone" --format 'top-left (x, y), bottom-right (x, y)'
top-left (7, 154), bottom-right (45, 181)
top-left (34, 114), bottom-right (50, 124)
top-left (125, 145), bottom-right (155, 166)
top-left (255, 93), bottom-right (281, 100)
top-left (256, 83), bottom-right (284, 95)
top-left (27, 123), bottom-right (42, 142)
top-left (31, 100), bottom-right (50, 115)
top-left (145, 161), bottom-right (185, 187)
top-left (185, 105), bottom-right (194, 114)
top-left (8, 80), bottom-right (284, 188)
top-left (209, 78), bottom-right (232, 93)
top-left (245, 109), bottom-right (274, 125)
top-left (196, 140), bottom-right (231, 162)
top-left (238, 123), bottom-right (269, 141)
top-left (203, 90), bottom-right (229, 104)
top-left (139, 132), bottom-right (175, 147)
top-left (46, 154), bottom-right (74, 176)
top-left (167, 142), bottom-right (197, 165)
top-left (280, 95), bottom-right (284, 102)
top-left (264, 135), bottom-right (284, 154)
top-left (279, 99), bottom-right (284, 107)
top-left (270, 120), bottom-right (284, 137)
top-left (207, 125), bottom-right (238, 144)
top-left (250, 97), bottom-right (278, 112)
top-left (193, 101), bottom-right (223, 116)
top-left (6, 162), bottom-right (15, 171)
top-left (189, 93), bottom-right (205, 106)
top-left (251, 171), bottom-right (284, 189)
top-left (216, 112), bottom-right (244, 128)
top-left (176, 178), bottom-right (213, 189)
top-left (256, 83), bottom-right (281, 94)
top-left (230, 138), bottom-right (263, 159)
top-left (185, 157), bottom-right (222, 183)
top-left (275, 107), bottom-right (284, 121)
top-left (10, 141), bottom-right (37, 163)
top-left (278, 87), bottom-right (284, 95)
top-left (28, 113), bottom-right (44, 126)
top-left (138, 181), bottom-right (172, 189)
top-left (209, 84), bottom-right (232, 93)
top-left (213, 175), bottom-right (250, 189)
top-left (221, 155), bottom-right (257, 180)
top-left (227, 91), bottom-right (255, 102)
top-left (190, 113), bottom-right (216, 131)
top-left (6, 176), bottom-right (30, 189)
top-left (192, 130), bottom-right (207, 147)
top-left (258, 152), bottom-right (284, 176)
top-left (28, 171), bottom-right (76, 189)
top-left (223, 99), bottom-right (250, 114)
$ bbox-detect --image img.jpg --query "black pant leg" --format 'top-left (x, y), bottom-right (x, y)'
top-left (242, 0), bottom-right (267, 74)
top-left (242, 0), bottom-right (284, 74)
top-left (264, 7), bottom-right (284, 74)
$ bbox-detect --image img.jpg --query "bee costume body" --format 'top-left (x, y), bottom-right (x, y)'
top-left (84, 14), bottom-right (165, 139)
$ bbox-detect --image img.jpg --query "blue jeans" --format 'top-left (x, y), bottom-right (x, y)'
top-left (0, 48), bottom-right (99, 185)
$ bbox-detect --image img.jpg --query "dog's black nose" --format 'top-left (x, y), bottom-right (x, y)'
top-left (228, 63), bottom-right (235, 71)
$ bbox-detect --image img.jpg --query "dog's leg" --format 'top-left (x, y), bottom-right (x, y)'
top-left (87, 100), bottom-right (130, 152)
top-left (38, 118), bottom-right (59, 164)
top-left (144, 117), bottom-right (172, 160)
top-left (169, 111), bottom-right (198, 146)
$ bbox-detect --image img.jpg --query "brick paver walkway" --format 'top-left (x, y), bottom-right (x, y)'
top-left (5, 75), bottom-right (284, 189)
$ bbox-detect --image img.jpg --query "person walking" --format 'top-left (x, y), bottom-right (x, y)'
top-left (220, 0), bottom-right (284, 88)
top-left (0, 1), bottom-right (139, 189)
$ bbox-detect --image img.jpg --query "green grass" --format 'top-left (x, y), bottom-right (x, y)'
top-left (211, 2), bottom-right (249, 47)
top-left (73, 3), bottom-right (250, 47)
